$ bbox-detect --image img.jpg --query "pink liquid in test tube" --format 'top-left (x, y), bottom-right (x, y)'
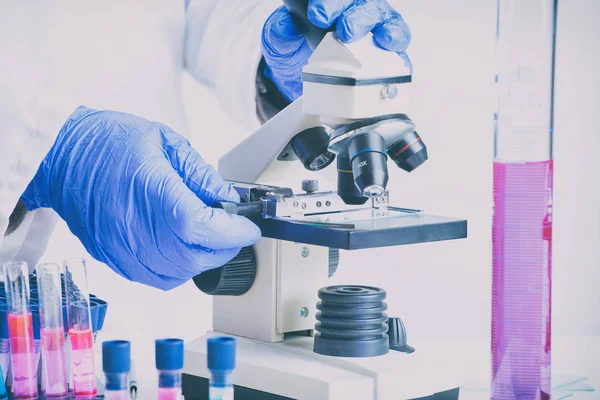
top-left (64, 258), bottom-right (97, 398)
top-left (158, 387), bottom-right (182, 400)
top-left (36, 262), bottom-right (69, 398)
top-left (3, 261), bottom-right (37, 399)
top-left (69, 328), bottom-right (97, 396)
top-left (492, 161), bottom-right (552, 399)
top-left (7, 313), bottom-right (37, 399)
top-left (40, 328), bottom-right (68, 397)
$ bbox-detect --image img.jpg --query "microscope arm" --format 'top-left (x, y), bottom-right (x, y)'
top-left (218, 97), bottom-right (324, 186)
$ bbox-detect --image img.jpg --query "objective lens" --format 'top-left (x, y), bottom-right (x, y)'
top-left (347, 132), bottom-right (389, 198)
top-left (387, 130), bottom-right (428, 172)
top-left (290, 127), bottom-right (335, 171)
top-left (337, 155), bottom-right (368, 205)
top-left (363, 185), bottom-right (384, 198)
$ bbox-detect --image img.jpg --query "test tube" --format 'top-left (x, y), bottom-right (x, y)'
top-left (0, 306), bottom-right (10, 388)
top-left (102, 340), bottom-right (130, 400)
top-left (207, 337), bottom-right (236, 400)
top-left (155, 339), bottom-right (184, 400)
top-left (63, 259), bottom-right (97, 398)
top-left (3, 261), bottom-right (38, 399)
top-left (36, 263), bottom-right (68, 398)
top-left (0, 363), bottom-right (6, 399)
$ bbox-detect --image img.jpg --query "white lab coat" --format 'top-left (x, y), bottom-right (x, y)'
top-left (0, 0), bottom-right (279, 392)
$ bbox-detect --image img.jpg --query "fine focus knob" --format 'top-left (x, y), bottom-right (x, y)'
top-left (387, 317), bottom-right (415, 354)
top-left (328, 248), bottom-right (340, 278)
top-left (302, 180), bottom-right (319, 194)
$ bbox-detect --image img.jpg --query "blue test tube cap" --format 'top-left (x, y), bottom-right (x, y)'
top-left (103, 340), bottom-right (131, 373)
top-left (90, 300), bottom-right (100, 333)
top-left (94, 299), bottom-right (108, 331)
top-left (207, 337), bottom-right (236, 372)
top-left (155, 338), bottom-right (184, 370)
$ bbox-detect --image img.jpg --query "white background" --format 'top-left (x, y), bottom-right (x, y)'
top-left (42, 0), bottom-right (599, 391)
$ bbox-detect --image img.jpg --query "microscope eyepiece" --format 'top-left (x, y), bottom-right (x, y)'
top-left (387, 130), bottom-right (428, 172)
top-left (347, 132), bottom-right (389, 198)
top-left (291, 126), bottom-right (336, 171)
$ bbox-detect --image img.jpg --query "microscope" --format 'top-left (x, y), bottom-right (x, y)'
top-left (182, 1), bottom-right (467, 399)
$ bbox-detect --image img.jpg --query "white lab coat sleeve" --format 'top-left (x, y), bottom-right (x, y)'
top-left (0, 2), bottom-right (81, 269)
top-left (184, 0), bottom-right (281, 131)
top-left (0, 85), bottom-right (79, 269)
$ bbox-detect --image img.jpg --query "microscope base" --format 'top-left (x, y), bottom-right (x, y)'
top-left (183, 333), bottom-right (461, 400)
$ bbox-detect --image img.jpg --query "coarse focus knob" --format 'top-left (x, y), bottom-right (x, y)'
top-left (314, 285), bottom-right (389, 357)
top-left (193, 247), bottom-right (256, 296)
top-left (302, 180), bottom-right (319, 194)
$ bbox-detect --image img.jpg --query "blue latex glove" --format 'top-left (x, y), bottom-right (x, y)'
top-left (22, 107), bottom-right (261, 291)
top-left (262, 0), bottom-right (412, 102)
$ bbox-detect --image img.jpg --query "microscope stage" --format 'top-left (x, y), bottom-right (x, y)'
top-left (251, 209), bottom-right (467, 250)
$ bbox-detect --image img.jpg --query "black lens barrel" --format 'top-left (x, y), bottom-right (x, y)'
top-left (290, 127), bottom-right (336, 171)
top-left (347, 132), bottom-right (389, 198)
top-left (387, 131), bottom-right (428, 172)
top-left (337, 155), bottom-right (368, 205)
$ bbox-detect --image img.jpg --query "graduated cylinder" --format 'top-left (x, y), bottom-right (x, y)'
top-left (492, 1), bottom-right (557, 399)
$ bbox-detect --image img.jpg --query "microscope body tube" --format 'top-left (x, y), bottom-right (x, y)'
top-left (3, 261), bottom-right (38, 399)
top-left (64, 259), bottom-right (97, 398)
top-left (36, 263), bottom-right (69, 397)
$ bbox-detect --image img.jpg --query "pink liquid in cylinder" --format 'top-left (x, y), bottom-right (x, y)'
top-left (492, 160), bottom-right (552, 399)
top-left (69, 328), bottom-right (97, 397)
top-left (41, 327), bottom-right (68, 397)
top-left (7, 313), bottom-right (38, 399)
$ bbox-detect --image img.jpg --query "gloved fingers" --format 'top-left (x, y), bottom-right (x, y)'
top-left (180, 248), bottom-right (243, 278)
top-left (160, 169), bottom-right (260, 249)
top-left (372, 16), bottom-right (411, 54)
top-left (185, 206), bottom-right (261, 250)
top-left (308, 0), bottom-right (354, 29)
top-left (159, 243), bottom-right (244, 282)
top-left (263, 6), bottom-right (308, 59)
top-left (398, 51), bottom-right (413, 72)
top-left (163, 132), bottom-right (239, 206)
top-left (262, 5), bottom-right (313, 101)
top-left (335, 1), bottom-right (386, 43)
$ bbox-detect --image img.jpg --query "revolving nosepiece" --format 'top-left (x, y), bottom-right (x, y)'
top-left (347, 132), bottom-right (389, 198)
top-left (387, 131), bottom-right (428, 172)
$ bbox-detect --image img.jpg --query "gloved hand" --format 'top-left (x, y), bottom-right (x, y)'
top-left (22, 107), bottom-right (261, 291)
top-left (262, 0), bottom-right (412, 102)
